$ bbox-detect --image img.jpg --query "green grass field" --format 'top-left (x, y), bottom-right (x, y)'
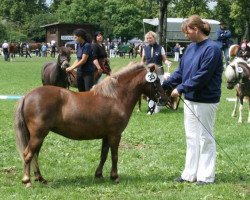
top-left (0, 54), bottom-right (249, 199)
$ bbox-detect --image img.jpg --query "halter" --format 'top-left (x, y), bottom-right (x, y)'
top-left (145, 71), bottom-right (167, 105)
top-left (227, 62), bottom-right (244, 85)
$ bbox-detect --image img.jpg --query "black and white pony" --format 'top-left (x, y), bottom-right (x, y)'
top-left (224, 58), bottom-right (250, 123)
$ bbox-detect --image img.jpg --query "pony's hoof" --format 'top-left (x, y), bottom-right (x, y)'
top-left (25, 182), bottom-right (32, 188)
top-left (110, 176), bottom-right (120, 183)
top-left (35, 177), bottom-right (48, 184)
top-left (95, 175), bottom-right (104, 180)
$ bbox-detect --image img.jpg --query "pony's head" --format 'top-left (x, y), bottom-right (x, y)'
top-left (58, 47), bottom-right (71, 70)
top-left (225, 58), bottom-right (246, 89)
top-left (143, 63), bottom-right (168, 106)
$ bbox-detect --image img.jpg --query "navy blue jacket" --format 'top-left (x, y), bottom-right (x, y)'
top-left (162, 39), bottom-right (223, 103)
top-left (144, 43), bottom-right (163, 66)
top-left (216, 28), bottom-right (232, 49)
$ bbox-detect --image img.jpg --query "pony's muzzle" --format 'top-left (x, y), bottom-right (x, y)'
top-left (61, 61), bottom-right (70, 70)
top-left (227, 82), bottom-right (235, 90)
top-left (157, 96), bottom-right (168, 106)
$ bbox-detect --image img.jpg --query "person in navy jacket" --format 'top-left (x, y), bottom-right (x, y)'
top-left (66, 28), bottom-right (95, 92)
top-left (141, 31), bottom-right (172, 115)
top-left (162, 15), bottom-right (223, 185)
top-left (216, 21), bottom-right (231, 65)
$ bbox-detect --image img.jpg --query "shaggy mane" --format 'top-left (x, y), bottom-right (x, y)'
top-left (91, 62), bottom-right (146, 99)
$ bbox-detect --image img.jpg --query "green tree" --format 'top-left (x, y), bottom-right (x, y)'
top-left (0, 23), bottom-right (7, 41)
top-left (169, 0), bottom-right (212, 18)
top-left (230, 0), bottom-right (250, 41)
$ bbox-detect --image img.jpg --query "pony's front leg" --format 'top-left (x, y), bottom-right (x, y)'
top-left (95, 138), bottom-right (110, 179)
top-left (232, 97), bottom-right (239, 117)
top-left (238, 98), bottom-right (244, 123)
top-left (109, 137), bottom-right (121, 183)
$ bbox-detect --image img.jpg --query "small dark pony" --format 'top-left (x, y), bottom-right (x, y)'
top-left (15, 62), bottom-right (169, 187)
top-left (41, 47), bottom-right (71, 88)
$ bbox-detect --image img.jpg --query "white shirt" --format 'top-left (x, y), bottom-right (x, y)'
top-left (2, 42), bottom-right (9, 49)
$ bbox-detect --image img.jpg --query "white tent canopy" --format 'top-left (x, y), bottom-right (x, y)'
top-left (143, 18), bottom-right (220, 42)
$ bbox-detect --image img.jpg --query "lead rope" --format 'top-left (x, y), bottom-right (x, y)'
top-left (178, 94), bottom-right (247, 180)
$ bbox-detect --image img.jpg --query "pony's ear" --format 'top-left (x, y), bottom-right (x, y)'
top-left (148, 64), bottom-right (156, 72)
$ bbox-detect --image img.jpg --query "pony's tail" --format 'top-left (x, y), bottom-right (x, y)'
top-left (15, 97), bottom-right (39, 169)
top-left (14, 97), bottom-right (29, 162)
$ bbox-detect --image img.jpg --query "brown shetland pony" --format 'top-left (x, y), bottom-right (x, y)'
top-left (15, 62), bottom-right (169, 187)
top-left (9, 43), bottom-right (17, 61)
top-left (41, 47), bottom-right (71, 88)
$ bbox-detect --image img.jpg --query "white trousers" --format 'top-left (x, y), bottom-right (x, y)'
top-left (174, 52), bottom-right (179, 61)
top-left (181, 100), bottom-right (219, 183)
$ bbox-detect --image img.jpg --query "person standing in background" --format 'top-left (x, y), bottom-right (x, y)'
top-left (66, 28), bottom-right (94, 92)
top-left (216, 21), bottom-right (231, 65)
top-left (92, 31), bottom-right (110, 83)
top-left (141, 31), bottom-right (172, 115)
top-left (173, 43), bottom-right (180, 62)
top-left (2, 40), bottom-right (9, 61)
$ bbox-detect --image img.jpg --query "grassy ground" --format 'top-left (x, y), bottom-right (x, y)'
top-left (0, 54), bottom-right (249, 199)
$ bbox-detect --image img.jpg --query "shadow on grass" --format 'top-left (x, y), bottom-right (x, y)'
top-left (47, 173), bottom-right (181, 188)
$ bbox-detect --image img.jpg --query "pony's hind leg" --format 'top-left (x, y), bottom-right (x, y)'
top-left (22, 137), bottom-right (44, 187)
top-left (95, 138), bottom-right (110, 179)
top-left (32, 145), bottom-right (47, 184)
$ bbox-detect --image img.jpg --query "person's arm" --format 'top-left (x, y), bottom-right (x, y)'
top-left (66, 54), bottom-right (89, 72)
top-left (161, 47), bottom-right (172, 66)
top-left (176, 46), bottom-right (222, 95)
top-left (92, 44), bottom-right (103, 74)
top-left (141, 48), bottom-right (146, 64)
top-left (224, 29), bottom-right (232, 39)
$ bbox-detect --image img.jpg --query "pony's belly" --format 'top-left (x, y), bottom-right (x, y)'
top-left (52, 129), bottom-right (108, 140)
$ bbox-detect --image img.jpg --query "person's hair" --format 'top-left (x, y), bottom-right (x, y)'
top-left (73, 28), bottom-right (91, 43)
top-left (181, 15), bottom-right (211, 36)
top-left (93, 31), bottom-right (103, 43)
top-left (145, 31), bottom-right (158, 42)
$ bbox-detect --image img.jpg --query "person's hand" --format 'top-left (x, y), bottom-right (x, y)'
top-left (97, 67), bottom-right (103, 74)
top-left (171, 88), bottom-right (180, 98)
top-left (66, 67), bottom-right (74, 72)
top-left (165, 60), bottom-right (172, 67)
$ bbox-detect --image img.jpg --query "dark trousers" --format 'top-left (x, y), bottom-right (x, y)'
top-left (3, 48), bottom-right (9, 61)
top-left (76, 71), bottom-right (94, 92)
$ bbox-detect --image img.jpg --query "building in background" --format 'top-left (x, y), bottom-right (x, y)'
top-left (40, 22), bottom-right (96, 47)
